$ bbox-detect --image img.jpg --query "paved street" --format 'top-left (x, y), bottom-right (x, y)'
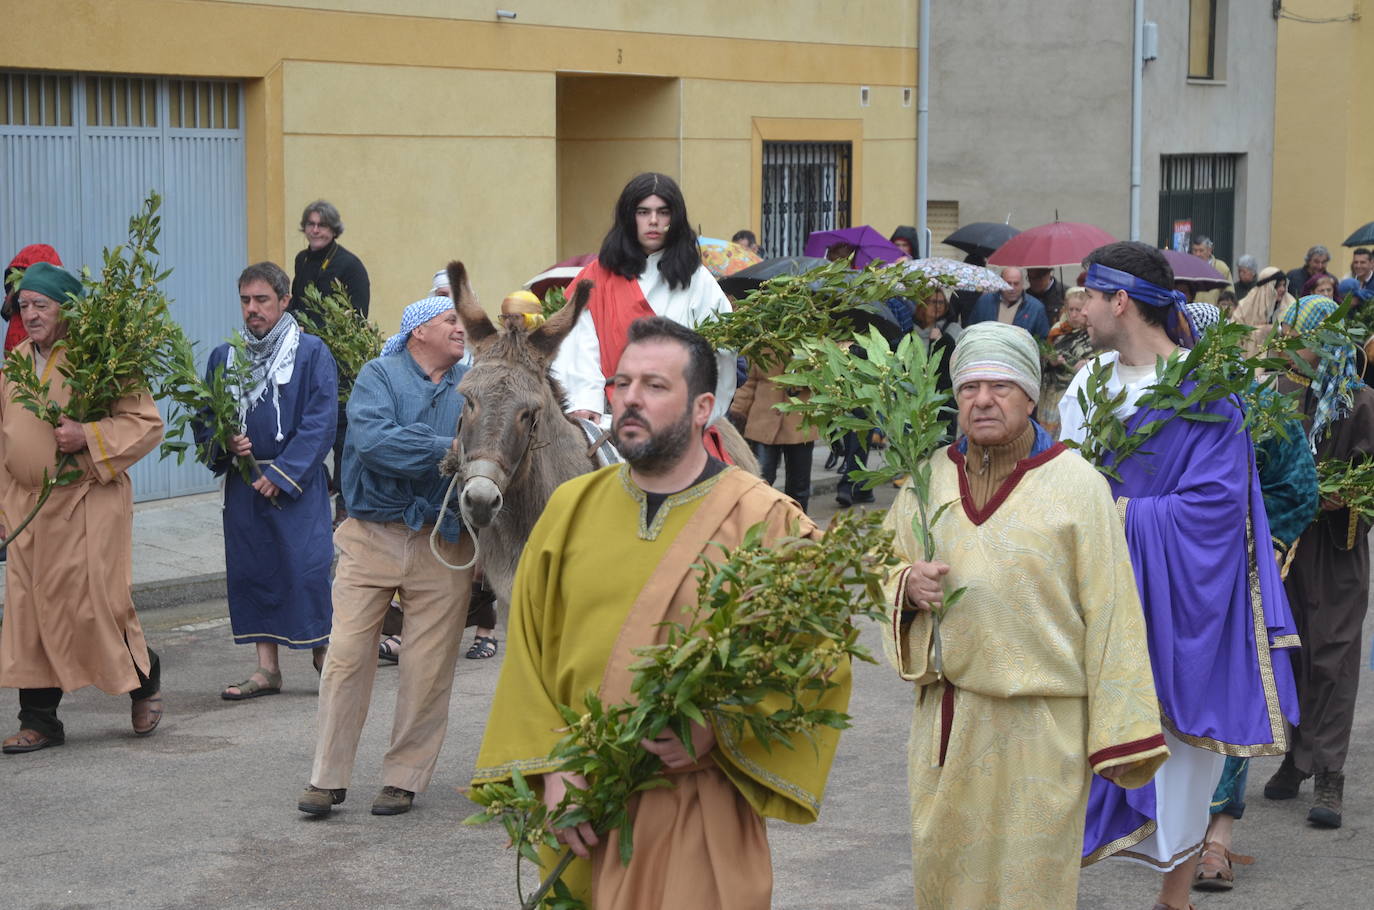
top-left (1, 480), bottom-right (1371, 909)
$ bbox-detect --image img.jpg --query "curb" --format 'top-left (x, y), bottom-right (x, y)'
top-left (0, 572), bottom-right (227, 621)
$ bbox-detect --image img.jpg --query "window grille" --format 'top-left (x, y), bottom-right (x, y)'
top-left (0, 72), bottom-right (75, 127)
top-left (85, 76), bottom-right (158, 127)
top-left (1157, 153), bottom-right (1239, 265)
top-left (169, 79), bottom-right (240, 130)
top-left (761, 141), bottom-right (852, 258)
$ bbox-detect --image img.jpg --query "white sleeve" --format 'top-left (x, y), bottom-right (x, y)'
top-left (550, 307), bottom-right (608, 415)
top-left (690, 268), bottom-right (737, 422)
top-left (1057, 370), bottom-right (1088, 445)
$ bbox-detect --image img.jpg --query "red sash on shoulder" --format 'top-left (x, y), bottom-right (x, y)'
top-left (573, 261), bottom-right (735, 465)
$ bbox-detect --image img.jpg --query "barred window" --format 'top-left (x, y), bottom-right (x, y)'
top-left (85, 76), bottom-right (158, 127)
top-left (169, 79), bottom-right (239, 130)
top-left (761, 141), bottom-right (852, 258)
top-left (0, 72), bottom-right (75, 127)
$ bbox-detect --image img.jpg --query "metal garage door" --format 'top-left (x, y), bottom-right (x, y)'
top-left (0, 71), bottom-right (247, 501)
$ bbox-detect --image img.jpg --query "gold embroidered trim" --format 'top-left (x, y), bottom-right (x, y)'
top-left (471, 756), bottom-right (563, 784)
top-left (266, 462), bottom-right (303, 494)
top-left (89, 422), bottom-right (117, 481)
top-left (714, 712), bottom-right (821, 814)
top-left (618, 462), bottom-right (730, 541)
top-left (232, 630), bottom-right (329, 646)
top-left (1272, 634), bottom-right (1301, 649)
top-left (1081, 820), bottom-right (1157, 867)
top-left (1284, 371), bottom-right (1312, 388)
top-left (1115, 495), bottom-right (1130, 524)
top-left (1346, 509), bottom-right (1359, 550)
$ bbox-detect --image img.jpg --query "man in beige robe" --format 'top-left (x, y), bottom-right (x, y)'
top-left (0, 262), bottom-right (164, 754)
top-left (885, 322), bottom-right (1168, 909)
top-left (474, 316), bottom-right (847, 909)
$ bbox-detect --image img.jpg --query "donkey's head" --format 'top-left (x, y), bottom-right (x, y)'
top-left (450, 264), bottom-right (591, 528)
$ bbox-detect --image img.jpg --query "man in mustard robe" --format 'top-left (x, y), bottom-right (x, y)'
top-left (0, 262), bottom-right (165, 754)
top-left (884, 322), bottom-right (1168, 909)
top-left (474, 316), bottom-right (846, 909)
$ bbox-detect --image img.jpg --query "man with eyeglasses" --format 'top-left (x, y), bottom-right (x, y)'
top-left (291, 199), bottom-right (370, 322)
top-left (0, 262), bottom-right (165, 754)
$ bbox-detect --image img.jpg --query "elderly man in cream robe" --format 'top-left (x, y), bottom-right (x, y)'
top-left (883, 321), bottom-right (1168, 909)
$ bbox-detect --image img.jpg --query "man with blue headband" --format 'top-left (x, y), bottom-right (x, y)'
top-left (299, 293), bottom-right (474, 819)
top-left (1060, 242), bottom-right (1300, 910)
top-left (1263, 295), bottom-right (1373, 830)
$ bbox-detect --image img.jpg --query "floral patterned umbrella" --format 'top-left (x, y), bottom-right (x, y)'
top-left (903, 257), bottom-right (1010, 292)
top-left (698, 237), bottom-right (762, 278)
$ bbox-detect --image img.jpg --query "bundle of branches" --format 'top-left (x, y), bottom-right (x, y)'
top-left (160, 332), bottom-right (268, 494)
top-left (1, 192), bottom-right (187, 543)
top-left (775, 327), bottom-right (965, 670)
top-left (1317, 457), bottom-right (1374, 526)
top-left (465, 508), bottom-right (898, 910)
top-left (697, 260), bottom-right (942, 372)
top-left (540, 285), bottom-right (567, 319)
top-left (297, 281), bottom-right (383, 400)
top-left (1066, 315), bottom-right (1365, 481)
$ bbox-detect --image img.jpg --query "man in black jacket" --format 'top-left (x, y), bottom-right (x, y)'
top-left (292, 200), bottom-right (370, 322)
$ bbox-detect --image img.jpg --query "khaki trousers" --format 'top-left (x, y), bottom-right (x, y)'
top-left (311, 517), bottom-right (474, 793)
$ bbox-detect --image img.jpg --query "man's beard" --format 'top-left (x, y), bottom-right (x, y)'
top-left (614, 405), bottom-right (694, 474)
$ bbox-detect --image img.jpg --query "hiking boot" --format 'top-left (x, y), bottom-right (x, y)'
top-left (1308, 771), bottom-right (1344, 828)
top-left (297, 785), bottom-right (346, 816)
top-left (1263, 755), bottom-right (1309, 800)
top-left (372, 786), bottom-right (415, 816)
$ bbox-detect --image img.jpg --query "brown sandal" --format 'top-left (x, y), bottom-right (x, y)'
top-left (3, 728), bottom-right (63, 754)
top-left (1192, 840), bottom-right (1253, 892)
top-left (131, 692), bottom-right (164, 736)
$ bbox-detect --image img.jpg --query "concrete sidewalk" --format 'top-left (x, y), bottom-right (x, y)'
top-left (0, 444), bottom-right (864, 613)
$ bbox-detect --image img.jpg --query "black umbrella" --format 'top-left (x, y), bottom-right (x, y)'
top-left (942, 222), bottom-right (1022, 258)
top-left (717, 255), bottom-right (829, 297)
top-left (1342, 221), bottom-right (1374, 247)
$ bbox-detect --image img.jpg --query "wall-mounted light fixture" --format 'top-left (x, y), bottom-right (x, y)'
top-left (496, 9), bottom-right (517, 19)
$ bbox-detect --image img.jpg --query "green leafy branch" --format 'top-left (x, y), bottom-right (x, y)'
top-left (1317, 457), bottom-right (1374, 525)
top-left (540, 285), bottom-right (568, 319)
top-left (298, 281), bottom-right (383, 401)
top-left (697, 260), bottom-right (940, 372)
top-left (465, 509), bottom-right (898, 909)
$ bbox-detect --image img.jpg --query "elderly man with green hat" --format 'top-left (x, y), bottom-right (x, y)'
top-left (879, 321), bottom-right (1167, 909)
top-left (0, 261), bottom-right (166, 755)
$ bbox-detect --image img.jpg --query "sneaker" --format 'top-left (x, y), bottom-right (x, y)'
top-left (1308, 771), bottom-right (1344, 828)
top-left (1263, 755), bottom-right (1309, 800)
top-left (372, 785), bottom-right (415, 816)
top-left (298, 785), bottom-right (346, 816)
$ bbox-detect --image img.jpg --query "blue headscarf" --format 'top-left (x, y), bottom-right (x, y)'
top-left (1280, 294), bottom-right (1366, 451)
top-left (380, 296), bottom-right (456, 356)
top-left (1084, 261), bottom-right (1197, 346)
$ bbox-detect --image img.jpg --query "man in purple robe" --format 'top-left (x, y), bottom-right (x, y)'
top-left (1058, 242), bottom-right (1300, 910)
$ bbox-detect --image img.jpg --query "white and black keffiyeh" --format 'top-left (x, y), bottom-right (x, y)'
top-left (231, 311), bottom-right (300, 442)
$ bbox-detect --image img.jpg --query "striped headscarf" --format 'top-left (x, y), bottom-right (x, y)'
top-left (1280, 294), bottom-right (1366, 450)
top-left (381, 296), bottom-right (456, 356)
top-left (950, 321), bottom-right (1041, 402)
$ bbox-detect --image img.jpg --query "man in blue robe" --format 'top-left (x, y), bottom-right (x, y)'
top-left (1059, 242), bottom-right (1300, 910)
top-left (198, 262), bottom-right (338, 699)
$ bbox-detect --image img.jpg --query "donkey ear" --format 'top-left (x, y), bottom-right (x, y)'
top-left (448, 260), bottom-right (496, 346)
top-left (528, 279), bottom-right (592, 362)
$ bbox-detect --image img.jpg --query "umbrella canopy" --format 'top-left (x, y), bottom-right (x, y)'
top-left (903, 257), bottom-right (1010, 293)
top-left (803, 225), bottom-right (906, 269)
top-left (717, 256), bottom-right (830, 298)
top-left (698, 237), bottom-right (762, 279)
top-left (987, 221), bottom-right (1116, 268)
top-left (522, 253), bottom-right (597, 300)
top-left (1161, 249), bottom-right (1229, 287)
top-left (942, 222), bottom-right (1022, 259)
top-left (1342, 221), bottom-right (1374, 247)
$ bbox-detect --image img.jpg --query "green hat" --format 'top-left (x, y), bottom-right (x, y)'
top-left (17, 261), bottom-right (82, 305)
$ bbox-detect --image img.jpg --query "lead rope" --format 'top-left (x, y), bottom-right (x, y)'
top-left (429, 469), bottom-right (480, 571)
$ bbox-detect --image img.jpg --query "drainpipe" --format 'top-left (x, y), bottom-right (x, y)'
top-left (1129, 0), bottom-right (1144, 241)
top-left (916, 0), bottom-right (931, 255)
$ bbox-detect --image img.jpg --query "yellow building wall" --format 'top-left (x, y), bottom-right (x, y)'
top-left (1272, 1), bottom-right (1371, 277)
top-left (3, 0), bottom-right (918, 331)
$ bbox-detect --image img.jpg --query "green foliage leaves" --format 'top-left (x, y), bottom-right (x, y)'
top-left (466, 510), bottom-right (897, 909)
top-left (1318, 457), bottom-right (1374, 525)
top-left (297, 281), bottom-right (383, 401)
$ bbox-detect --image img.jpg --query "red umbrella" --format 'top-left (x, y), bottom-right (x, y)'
top-left (522, 253), bottom-right (597, 300)
top-left (1160, 249), bottom-right (1228, 287)
top-left (987, 222), bottom-right (1116, 269)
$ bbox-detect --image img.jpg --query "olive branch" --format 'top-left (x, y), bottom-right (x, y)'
top-left (1317, 457), bottom-right (1374, 525)
top-left (465, 509), bottom-right (898, 910)
top-left (297, 281), bottom-right (383, 401)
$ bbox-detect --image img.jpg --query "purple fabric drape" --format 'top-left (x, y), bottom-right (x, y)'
top-left (1083, 390), bottom-right (1300, 861)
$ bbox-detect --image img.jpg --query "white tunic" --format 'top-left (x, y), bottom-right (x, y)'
top-left (551, 250), bottom-right (736, 423)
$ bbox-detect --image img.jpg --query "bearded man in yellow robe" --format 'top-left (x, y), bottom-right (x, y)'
top-left (884, 321), bottom-right (1168, 909)
top-left (474, 316), bottom-right (846, 910)
top-left (0, 262), bottom-right (165, 754)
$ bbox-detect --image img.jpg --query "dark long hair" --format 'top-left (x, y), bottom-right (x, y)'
top-left (598, 173), bottom-right (700, 290)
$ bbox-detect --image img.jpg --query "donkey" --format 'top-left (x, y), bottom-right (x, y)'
top-left (440, 261), bottom-right (760, 605)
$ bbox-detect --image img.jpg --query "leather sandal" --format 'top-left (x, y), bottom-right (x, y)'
top-left (131, 692), bottom-right (164, 736)
top-left (465, 635), bottom-right (498, 660)
top-left (221, 667), bottom-right (283, 700)
top-left (2, 728), bottom-right (63, 754)
top-left (1193, 840), bottom-right (1253, 892)
top-left (378, 634), bottom-right (401, 663)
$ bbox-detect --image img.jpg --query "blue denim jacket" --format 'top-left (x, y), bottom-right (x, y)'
top-left (342, 350), bottom-right (467, 540)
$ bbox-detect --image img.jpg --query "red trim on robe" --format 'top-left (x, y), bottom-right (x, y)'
top-left (946, 441), bottom-right (1068, 526)
top-left (938, 683), bottom-right (956, 766)
top-left (1089, 733), bottom-right (1168, 769)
